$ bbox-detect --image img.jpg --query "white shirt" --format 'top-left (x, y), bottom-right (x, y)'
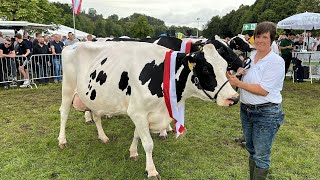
top-left (304, 37), bottom-right (315, 50)
top-left (240, 50), bottom-right (285, 104)
top-left (271, 41), bottom-right (279, 55)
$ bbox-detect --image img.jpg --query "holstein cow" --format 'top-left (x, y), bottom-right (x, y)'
top-left (228, 34), bottom-right (253, 57)
top-left (59, 41), bottom-right (239, 178)
top-left (84, 36), bottom-right (244, 129)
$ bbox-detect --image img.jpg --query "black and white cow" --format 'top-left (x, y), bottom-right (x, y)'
top-left (228, 35), bottom-right (253, 57)
top-left (58, 41), bottom-right (239, 178)
top-left (84, 36), bottom-right (244, 127)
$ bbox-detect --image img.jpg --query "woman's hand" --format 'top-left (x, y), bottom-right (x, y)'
top-left (228, 74), bottom-right (241, 87)
top-left (236, 67), bottom-right (247, 76)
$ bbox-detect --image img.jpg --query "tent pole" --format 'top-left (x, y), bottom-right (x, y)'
top-left (73, 9), bottom-right (76, 36)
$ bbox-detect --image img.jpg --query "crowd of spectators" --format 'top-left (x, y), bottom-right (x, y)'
top-left (0, 31), bottom-right (95, 89)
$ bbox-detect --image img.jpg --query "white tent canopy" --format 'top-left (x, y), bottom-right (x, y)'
top-left (0, 20), bottom-right (53, 29)
top-left (48, 25), bottom-right (94, 39)
top-left (277, 12), bottom-right (320, 30)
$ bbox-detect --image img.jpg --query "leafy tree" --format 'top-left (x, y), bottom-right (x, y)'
top-left (258, 9), bottom-right (278, 22)
top-left (108, 14), bottom-right (119, 22)
top-left (202, 16), bottom-right (222, 38)
top-left (297, 0), bottom-right (320, 13)
top-left (0, 0), bottom-right (63, 24)
top-left (131, 16), bottom-right (154, 38)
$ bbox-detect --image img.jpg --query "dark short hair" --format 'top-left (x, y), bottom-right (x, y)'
top-left (14, 33), bottom-right (22, 39)
top-left (254, 21), bottom-right (277, 43)
top-left (288, 32), bottom-right (296, 36)
top-left (68, 32), bottom-right (73, 35)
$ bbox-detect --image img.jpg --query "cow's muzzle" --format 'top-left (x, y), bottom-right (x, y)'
top-left (227, 95), bottom-right (240, 106)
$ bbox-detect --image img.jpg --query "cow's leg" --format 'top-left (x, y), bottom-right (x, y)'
top-left (129, 113), bottom-right (159, 179)
top-left (129, 128), bottom-right (139, 160)
top-left (84, 111), bottom-right (93, 124)
top-left (58, 91), bottom-right (74, 148)
top-left (92, 113), bottom-right (109, 144)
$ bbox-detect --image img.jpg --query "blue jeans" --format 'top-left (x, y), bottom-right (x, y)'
top-left (53, 57), bottom-right (62, 81)
top-left (240, 103), bottom-right (284, 169)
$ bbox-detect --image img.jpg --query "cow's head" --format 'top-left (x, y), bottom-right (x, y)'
top-left (229, 36), bottom-right (252, 54)
top-left (156, 36), bottom-right (244, 72)
top-left (181, 44), bottom-right (239, 106)
top-left (208, 37), bottom-right (244, 72)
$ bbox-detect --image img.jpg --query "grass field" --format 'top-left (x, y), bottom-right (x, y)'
top-left (0, 80), bottom-right (319, 179)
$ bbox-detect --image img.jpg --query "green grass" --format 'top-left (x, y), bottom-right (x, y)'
top-left (0, 80), bottom-right (319, 179)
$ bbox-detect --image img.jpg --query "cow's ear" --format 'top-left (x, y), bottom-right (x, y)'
top-left (178, 53), bottom-right (196, 70)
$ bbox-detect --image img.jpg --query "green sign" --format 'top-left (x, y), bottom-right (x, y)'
top-left (242, 23), bottom-right (257, 31)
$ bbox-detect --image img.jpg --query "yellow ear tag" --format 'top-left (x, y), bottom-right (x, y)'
top-left (188, 61), bottom-right (194, 71)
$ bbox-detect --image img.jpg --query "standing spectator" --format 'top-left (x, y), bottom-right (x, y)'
top-left (225, 37), bottom-right (230, 44)
top-left (0, 31), bottom-right (5, 44)
top-left (33, 36), bottom-right (50, 85)
top-left (279, 32), bottom-right (295, 74)
top-left (87, 34), bottom-right (93, 41)
top-left (294, 35), bottom-right (305, 52)
top-left (23, 33), bottom-right (33, 54)
top-left (314, 36), bottom-right (320, 51)
top-left (0, 38), bottom-right (16, 89)
top-left (64, 32), bottom-right (79, 46)
top-left (50, 34), bottom-right (65, 83)
top-left (228, 22), bottom-right (285, 180)
top-left (32, 32), bottom-right (42, 47)
top-left (304, 31), bottom-right (315, 51)
top-left (62, 36), bottom-right (67, 42)
top-left (15, 33), bottom-right (31, 87)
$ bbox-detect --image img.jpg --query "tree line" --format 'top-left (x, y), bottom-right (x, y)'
top-left (202, 0), bottom-right (320, 38)
top-left (0, 0), bottom-right (319, 38)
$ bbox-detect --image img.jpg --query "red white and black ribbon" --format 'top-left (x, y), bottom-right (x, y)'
top-left (180, 41), bottom-right (192, 54)
top-left (163, 50), bottom-right (186, 138)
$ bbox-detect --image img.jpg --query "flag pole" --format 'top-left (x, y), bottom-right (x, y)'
top-left (73, 6), bottom-right (76, 36)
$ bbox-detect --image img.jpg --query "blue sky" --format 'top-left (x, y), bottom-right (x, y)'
top-left (49, 0), bottom-right (256, 29)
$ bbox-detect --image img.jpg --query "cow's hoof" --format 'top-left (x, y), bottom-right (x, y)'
top-left (167, 130), bottom-right (174, 134)
top-left (59, 143), bottom-right (67, 149)
top-left (100, 138), bottom-right (110, 144)
top-left (130, 156), bottom-right (139, 161)
top-left (149, 175), bottom-right (161, 180)
top-left (85, 120), bottom-right (94, 124)
top-left (159, 135), bottom-right (167, 140)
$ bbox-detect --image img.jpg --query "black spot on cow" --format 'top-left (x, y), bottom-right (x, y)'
top-left (119, 71), bottom-right (129, 91)
top-left (89, 85), bottom-right (92, 90)
top-left (101, 58), bottom-right (107, 65)
top-left (90, 89), bottom-right (96, 100)
top-left (126, 86), bottom-right (131, 95)
top-left (156, 37), bottom-right (182, 51)
top-left (86, 92), bottom-right (89, 96)
top-left (139, 60), bottom-right (164, 97)
top-left (90, 70), bottom-right (96, 80)
top-left (139, 54), bottom-right (190, 100)
top-left (96, 71), bottom-right (107, 85)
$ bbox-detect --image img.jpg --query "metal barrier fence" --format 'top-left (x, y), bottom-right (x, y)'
top-left (0, 54), bottom-right (62, 89)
